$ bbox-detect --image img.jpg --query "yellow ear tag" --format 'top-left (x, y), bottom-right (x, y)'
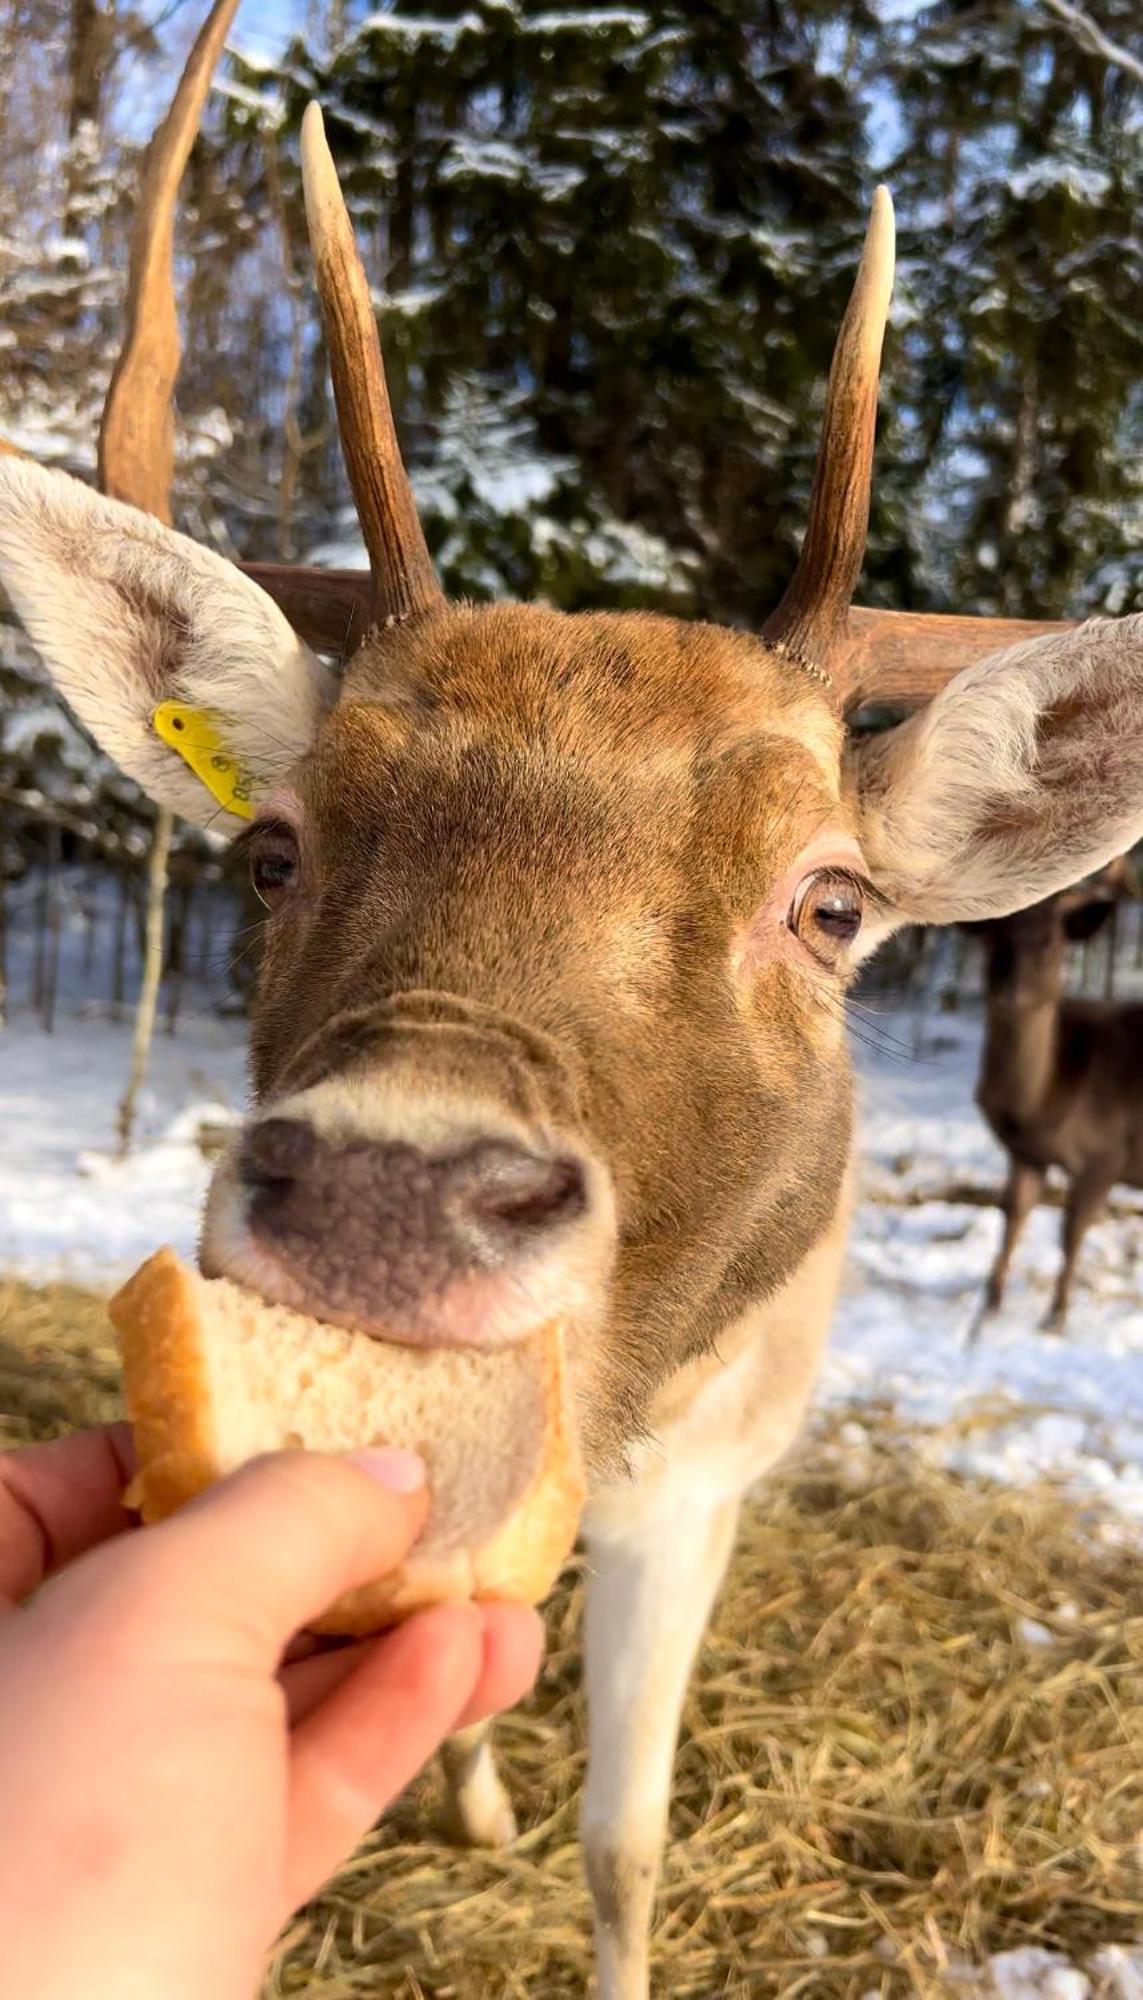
top-left (152, 703), bottom-right (256, 820)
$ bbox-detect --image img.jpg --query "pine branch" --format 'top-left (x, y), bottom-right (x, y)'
top-left (1037, 0), bottom-right (1143, 88)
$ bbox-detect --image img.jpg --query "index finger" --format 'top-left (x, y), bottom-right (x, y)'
top-left (44, 1448), bottom-right (430, 1669)
top-left (0, 1425), bottom-right (135, 1607)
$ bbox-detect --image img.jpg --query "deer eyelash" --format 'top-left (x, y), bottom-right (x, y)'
top-left (834, 866), bottom-right (892, 919)
top-left (227, 817), bottom-right (297, 868)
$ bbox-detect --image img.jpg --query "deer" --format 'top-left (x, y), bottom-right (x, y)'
top-left (3, 5), bottom-right (1143, 1996)
top-left (967, 859), bottom-right (1143, 1339)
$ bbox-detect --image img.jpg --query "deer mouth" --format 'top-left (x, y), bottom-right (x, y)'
top-left (199, 1106), bottom-right (617, 1354)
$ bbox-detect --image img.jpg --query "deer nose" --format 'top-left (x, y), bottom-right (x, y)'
top-left (234, 1117), bottom-right (589, 1343)
top-left (240, 1116), bottom-right (320, 1189)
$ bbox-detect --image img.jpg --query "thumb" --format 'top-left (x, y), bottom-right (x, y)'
top-left (39, 1448), bottom-right (429, 1667)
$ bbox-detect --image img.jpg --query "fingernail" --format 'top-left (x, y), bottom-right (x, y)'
top-left (347, 1445), bottom-right (427, 1494)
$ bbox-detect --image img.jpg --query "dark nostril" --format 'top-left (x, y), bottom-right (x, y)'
top-left (239, 1117), bottom-right (318, 1191)
top-left (463, 1146), bottom-right (588, 1236)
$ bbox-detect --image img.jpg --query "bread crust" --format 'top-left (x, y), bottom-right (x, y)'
top-left (111, 1249), bottom-right (220, 1518)
top-left (109, 1247), bottom-right (584, 1634)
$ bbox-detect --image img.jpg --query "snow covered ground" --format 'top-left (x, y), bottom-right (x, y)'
top-left (828, 1003), bottom-right (1143, 1526)
top-left (0, 1004), bottom-right (247, 1278)
top-left (2, 989), bottom-right (1143, 1526)
top-left (2, 987), bottom-right (1142, 1997)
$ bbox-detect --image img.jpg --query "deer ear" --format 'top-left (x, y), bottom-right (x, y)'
top-left (0, 458), bottom-right (334, 827)
top-left (851, 615), bottom-right (1143, 925)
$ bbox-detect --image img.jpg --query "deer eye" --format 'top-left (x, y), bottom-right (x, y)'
top-left (789, 868), bottom-right (865, 965)
top-left (248, 824), bottom-right (300, 908)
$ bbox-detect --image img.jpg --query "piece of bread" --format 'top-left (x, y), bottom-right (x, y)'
top-left (108, 1247), bottom-right (584, 1635)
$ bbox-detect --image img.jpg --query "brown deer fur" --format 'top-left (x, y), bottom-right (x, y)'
top-left (4, 17), bottom-right (1143, 1994)
top-left (970, 864), bottom-right (1143, 1335)
top-left (233, 606), bottom-right (853, 1464)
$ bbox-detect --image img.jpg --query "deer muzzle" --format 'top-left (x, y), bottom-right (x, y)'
top-left (200, 1091), bottom-right (613, 1349)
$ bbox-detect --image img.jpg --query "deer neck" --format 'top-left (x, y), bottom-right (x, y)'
top-left (980, 981), bottom-right (1059, 1122)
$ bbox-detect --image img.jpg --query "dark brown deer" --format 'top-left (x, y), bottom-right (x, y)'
top-left (3, 7), bottom-right (1143, 1994)
top-left (969, 859), bottom-right (1142, 1338)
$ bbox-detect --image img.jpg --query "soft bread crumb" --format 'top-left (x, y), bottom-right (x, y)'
top-left (109, 1248), bottom-right (585, 1632)
top-left (198, 1274), bottom-right (547, 1552)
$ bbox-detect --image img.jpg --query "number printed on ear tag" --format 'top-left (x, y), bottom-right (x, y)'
top-left (152, 702), bottom-right (256, 820)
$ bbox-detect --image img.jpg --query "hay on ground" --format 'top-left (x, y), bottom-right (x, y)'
top-left (1, 1279), bottom-right (1140, 1998)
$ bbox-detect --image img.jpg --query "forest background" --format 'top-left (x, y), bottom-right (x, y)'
top-left (0, 0), bottom-right (1140, 1020)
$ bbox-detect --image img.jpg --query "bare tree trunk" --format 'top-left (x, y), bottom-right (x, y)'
top-left (1037, 0), bottom-right (1143, 89)
top-left (67, 0), bottom-right (104, 140)
top-left (0, 710), bottom-right (7, 1028)
top-left (43, 821), bottom-right (61, 1033)
top-left (1104, 905), bottom-right (1118, 1000)
top-left (32, 859), bottom-right (48, 1017)
top-left (165, 876), bottom-right (192, 1034)
top-left (117, 806), bottom-right (171, 1156)
top-left (61, 0), bottom-right (111, 325)
top-left (196, 891), bottom-right (214, 982)
top-left (112, 861), bottom-right (131, 1010)
top-left (1001, 367), bottom-right (1039, 614)
top-left (82, 850), bottom-right (97, 978)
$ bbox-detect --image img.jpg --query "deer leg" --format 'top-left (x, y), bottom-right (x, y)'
top-left (1044, 1163), bottom-right (1114, 1333)
top-left (969, 1157), bottom-right (1045, 1343)
top-left (439, 1721), bottom-right (517, 1848)
top-left (582, 1487), bottom-right (741, 2000)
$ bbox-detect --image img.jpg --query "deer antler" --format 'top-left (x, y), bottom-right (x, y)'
top-left (837, 606), bottom-right (1077, 707)
top-left (0, 68), bottom-right (1076, 711)
top-left (300, 102), bottom-right (443, 633)
top-left (763, 188), bottom-right (895, 693)
top-left (92, 0), bottom-right (238, 1158)
top-left (98, 0), bottom-right (241, 520)
top-left (226, 570), bottom-right (1076, 703)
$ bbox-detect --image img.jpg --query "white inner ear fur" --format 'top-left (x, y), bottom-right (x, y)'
top-left (851, 613), bottom-right (1143, 925)
top-left (0, 457), bottom-right (335, 827)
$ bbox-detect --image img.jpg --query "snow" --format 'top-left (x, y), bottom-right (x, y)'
top-left (522, 9), bottom-right (649, 30)
top-left (983, 1945), bottom-right (1143, 2000)
top-left (406, 384), bottom-right (572, 525)
top-left (541, 512), bottom-right (697, 592)
top-left (2, 990), bottom-right (1143, 1533)
top-left (440, 138), bottom-right (586, 201)
top-left (2, 698), bottom-right (85, 757)
top-left (0, 1007), bottom-right (247, 1279)
top-left (380, 284), bottom-right (443, 318)
top-left (356, 11), bottom-right (481, 50)
top-left (353, 2), bottom-right (647, 51)
top-left (210, 76), bottom-right (285, 129)
top-left (1008, 160), bottom-right (1113, 206)
top-left (1, 961), bottom-right (1140, 1995)
top-left (41, 233), bottom-right (89, 266)
top-left (825, 1006), bottom-right (1143, 1523)
top-left (0, 406), bottom-right (96, 469)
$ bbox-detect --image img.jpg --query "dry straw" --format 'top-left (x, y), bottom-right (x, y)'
top-left (2, 1279), bottom-right (1140, 1998)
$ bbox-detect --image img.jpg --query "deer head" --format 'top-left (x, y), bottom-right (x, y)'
top-left (2, 7), bottom-right (1143, 1472)
top-left (967, 856), bottom-right (1140, 1007)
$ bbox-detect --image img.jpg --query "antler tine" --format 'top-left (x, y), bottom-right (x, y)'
top-left (763, 187), bottom-right (895, 694)
top-left (98, 0), bottom-right (241, 522)
top-left (838, 606), bottom-right (1076, 708)
top-left (300, 102), bottom-right (443, 632)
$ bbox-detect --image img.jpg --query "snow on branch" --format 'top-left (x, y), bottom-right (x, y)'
top-left (1037, 0), bottom-right (1143, 89)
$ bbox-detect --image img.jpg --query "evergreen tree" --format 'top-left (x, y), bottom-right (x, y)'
top-left (234, 0), bottom-right (890, 620)
top-left (2, 0), bottom-right (1140, 1015)
top-left (885, 0), bottom-right (1142, 617)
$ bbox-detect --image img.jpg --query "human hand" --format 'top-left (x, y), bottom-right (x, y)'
top-left (0, 1426), bottom-right (543, 2000)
